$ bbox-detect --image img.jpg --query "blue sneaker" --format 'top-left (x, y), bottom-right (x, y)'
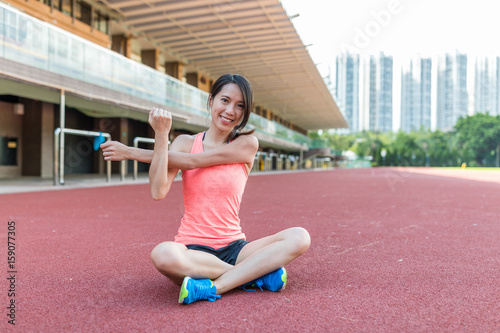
top-left (179, 277), bottom-right (221, 304)
top-left (241, 267), bottom-right (287, 292)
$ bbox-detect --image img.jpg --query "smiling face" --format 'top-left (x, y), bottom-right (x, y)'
top-left (209, 83), bottom-right (245, 133)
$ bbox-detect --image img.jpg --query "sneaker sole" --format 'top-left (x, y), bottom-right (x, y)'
top-left (179, 277), bottom-right (191, 304)
top-left (279, 267), bottom-right (287, 291)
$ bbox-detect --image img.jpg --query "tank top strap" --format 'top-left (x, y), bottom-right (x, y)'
top-left (191, 132), bottom-right (205, 154)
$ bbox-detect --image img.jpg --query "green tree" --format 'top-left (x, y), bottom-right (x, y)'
top-left (454, 113), bottom-right (500, 167)
top-left (426, 130), bottom-right (456, 166)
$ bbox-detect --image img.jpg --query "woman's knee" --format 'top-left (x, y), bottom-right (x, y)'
top-left (150, 242), bottom-right (186, 274)
top-left (286, 227), bottom-right (311, 255)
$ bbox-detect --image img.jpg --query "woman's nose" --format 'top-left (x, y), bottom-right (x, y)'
top-left (225, 103), bottom-right (235, 114)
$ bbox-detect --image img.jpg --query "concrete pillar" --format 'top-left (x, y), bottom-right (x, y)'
top-left (111, 34), bottom-right (132, 58)
top-left (95, 118), bottom-right (130, 174)
top-left (186, 72), bottom-right (198, 87)
top-left (186, 72), bottom-right (210, 92)
top-left (120, 118), bottom-right (129, 175)
top-left (40, 102), bottom-right (54, 178)
top-left (165, 61), bottom-right (184, 81)
top-left (141, 49), bottom-right (159, 70)
top-left (21, 100), bottom-right (42, 176)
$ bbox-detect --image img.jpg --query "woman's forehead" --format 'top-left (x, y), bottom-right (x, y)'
top-left (218, 83), bottom-right (243, 100)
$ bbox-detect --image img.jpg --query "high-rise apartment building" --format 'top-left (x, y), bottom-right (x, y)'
top-left (474, 56), bottom-right (500, 116)
top-left (436, 52), bottom-right (468, 131)
top-left (335, 53), bottom-right (360, 132)
top-left (360, 53), bottom-right (393, 132)
top-left (400, 57), bottom-right (432, 132)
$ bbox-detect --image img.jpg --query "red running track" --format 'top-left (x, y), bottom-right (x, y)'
top-left (1, 168), bottom-right (500, 332)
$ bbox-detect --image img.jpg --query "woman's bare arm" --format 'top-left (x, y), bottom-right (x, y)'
top-left (101, 141), bottom-right (153, 163)
top-left (101, 135), bottom-right (259, 171)
top-left (168, 135), bottom-right (259, 170)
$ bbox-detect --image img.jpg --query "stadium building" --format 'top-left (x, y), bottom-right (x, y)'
top-left (0, 0), bottom-right (347, 182)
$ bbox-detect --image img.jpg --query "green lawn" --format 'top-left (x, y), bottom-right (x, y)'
top-left (434, 167), bottom-right (500, 171)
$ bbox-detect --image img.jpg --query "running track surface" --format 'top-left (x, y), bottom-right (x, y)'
top-left (1, 168), bottom-right (499, 332)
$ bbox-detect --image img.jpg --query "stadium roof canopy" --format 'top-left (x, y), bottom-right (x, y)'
top-left (101, 0), bottom-right (348, 130)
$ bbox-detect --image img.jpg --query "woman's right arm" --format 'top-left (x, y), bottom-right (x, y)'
top-left (101, 134), bottom-right (257, 171)
top-left (101, 141), bottom-right (153, 163)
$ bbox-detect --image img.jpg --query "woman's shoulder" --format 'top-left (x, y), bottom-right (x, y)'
top-left (233, 133), bottom-right (259, 150)
top-left (170, 134), bottom-right (197, 152)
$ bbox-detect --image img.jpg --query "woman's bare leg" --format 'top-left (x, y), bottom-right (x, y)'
top-left (213, 227), bottom-right (310, 294)
top-left (150, 242), bottom-right (232, 285)
top-left (151, 227), bottom-right (310, 295)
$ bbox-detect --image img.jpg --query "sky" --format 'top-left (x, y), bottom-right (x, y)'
top-left (280, 0), bottom-right (500, 130)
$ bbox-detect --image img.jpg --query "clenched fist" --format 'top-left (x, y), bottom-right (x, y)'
top-left (149, 107), bottom-right (172, 134)
top-left (100, 141), bottom-right (129, 161)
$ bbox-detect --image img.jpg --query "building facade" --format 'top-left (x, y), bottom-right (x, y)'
top-left (360, 53), bottom-right (393, 132)
top-left (400, 57), bottom-right (432, 132)
top-left (474, 56), bottom-right (500, 116)
top-left (436, 52), bottom-right (468, 131)
top-left (335, 53), bottom-right (360, 132)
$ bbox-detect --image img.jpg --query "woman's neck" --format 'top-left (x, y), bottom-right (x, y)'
top-left (203, 128), bottom-right (230, 150)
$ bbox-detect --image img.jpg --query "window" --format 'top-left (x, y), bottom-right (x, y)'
top-left (61, 0), bottom-right (72, 16)
top-left (52, 0), bottom-right (60, 10)
top-left (75, 1), bottom-right (91, 25)
top-left (93, 11), bottom-right (109, 34)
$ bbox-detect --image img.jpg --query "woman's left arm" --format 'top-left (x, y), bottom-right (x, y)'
top-left (168, 135), bottom-right (259, 170)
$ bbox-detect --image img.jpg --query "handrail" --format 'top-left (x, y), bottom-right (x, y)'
top-left (1, 2), bottom-right (312, 149)
top-left (133, 137), bottom-right (156, 180)
top-left (54, 128), bottom-right (111, 185)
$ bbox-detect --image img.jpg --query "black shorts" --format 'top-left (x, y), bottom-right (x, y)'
top-left (186, 239), bottom-right (249, 266)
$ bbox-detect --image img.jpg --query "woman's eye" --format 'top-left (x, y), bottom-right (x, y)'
top-left (221, 98), bottom-right (228, 103)
top-left (237, 104), bottom-right (244, 109)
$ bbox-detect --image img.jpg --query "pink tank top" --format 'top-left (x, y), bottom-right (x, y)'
top-left (174, 132), bottom-right (248, 249)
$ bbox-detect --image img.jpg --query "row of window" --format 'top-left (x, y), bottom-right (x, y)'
top-left (40, 0), bottom-right (109, 34)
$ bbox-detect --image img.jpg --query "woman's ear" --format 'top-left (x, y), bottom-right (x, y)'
top-left (208, 95), bottom-right (213, 109)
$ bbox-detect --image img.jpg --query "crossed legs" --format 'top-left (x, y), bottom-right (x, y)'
top-left (150, 227), bottom-right (311, 294)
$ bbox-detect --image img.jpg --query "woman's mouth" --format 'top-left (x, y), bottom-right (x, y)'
top-left (220, 115), bottom-right (233, 124)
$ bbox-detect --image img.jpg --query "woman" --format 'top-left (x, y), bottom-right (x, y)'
top-left (101, 74), bottom-right (310, 304)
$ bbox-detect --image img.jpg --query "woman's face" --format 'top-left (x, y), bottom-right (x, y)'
top-left (209, 83), bottom-right (245, 133)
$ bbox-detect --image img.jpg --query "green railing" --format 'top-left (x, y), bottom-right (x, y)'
top-left (248, 114), bottom-right (311, 146)
top-left (0, 2), bottom-right (310, 147)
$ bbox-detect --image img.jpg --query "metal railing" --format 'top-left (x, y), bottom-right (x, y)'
top-left (54, 128), bottom-right (111, 185)
top-left (132, 137), bottom-right (156, 180)
top-left (0, 2), bottom-right (312, 149)
top-left (253, 152), bottom-right (300, 172)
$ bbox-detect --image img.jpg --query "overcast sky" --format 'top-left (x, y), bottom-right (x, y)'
top-left (280, 0), bottom-right (499, 131)
top-left (281, 0), bottom-right (499, 74)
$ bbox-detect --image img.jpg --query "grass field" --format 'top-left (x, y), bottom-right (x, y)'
top-left (434, 167), bottom-right (500, 171)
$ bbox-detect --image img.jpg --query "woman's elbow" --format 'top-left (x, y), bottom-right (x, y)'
top-left (151, 191), bottom-right (165, 201)
top-left (150, 186), bottom-right (169, 201)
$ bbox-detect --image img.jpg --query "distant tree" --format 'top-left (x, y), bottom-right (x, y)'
top-left (454, 113), bottom-right (500, 167)
top-left (426, 130), bottom-right (456, 166)
top-left (324, 131), bottom-right (356, 154)
top-left (307, 116), bottom-right (500, 168)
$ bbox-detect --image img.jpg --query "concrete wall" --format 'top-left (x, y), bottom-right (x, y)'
top-left (41, 103), bottom-right (54, 178)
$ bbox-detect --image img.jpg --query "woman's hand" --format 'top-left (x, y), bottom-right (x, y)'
top-left (149, 107), bottom-right (172, 136)
top-left (100, 141), bottom-right (130, 161)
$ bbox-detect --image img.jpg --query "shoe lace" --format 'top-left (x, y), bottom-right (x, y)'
top-left (241, 278), bottom-right (264, 292)
top-left (195, 282), bottom-right (221, 302)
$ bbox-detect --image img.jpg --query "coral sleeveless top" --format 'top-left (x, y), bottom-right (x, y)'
top-left (174, 132), bottom-right (248, 249)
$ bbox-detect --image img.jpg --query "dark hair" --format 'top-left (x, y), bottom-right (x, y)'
top-left (209, 74), bottom-right (255, 141)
